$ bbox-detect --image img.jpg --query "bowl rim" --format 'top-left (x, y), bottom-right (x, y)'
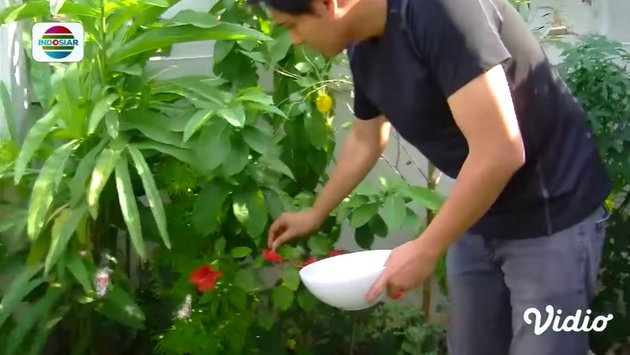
top-left (298, 249), bottom-right (391, 285)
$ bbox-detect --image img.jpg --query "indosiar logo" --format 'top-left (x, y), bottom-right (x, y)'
top-left (32, 22), bottom-right (84, 63)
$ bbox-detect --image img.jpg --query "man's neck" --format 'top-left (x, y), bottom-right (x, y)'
top-left (335, 0), bottom-right (388, 42)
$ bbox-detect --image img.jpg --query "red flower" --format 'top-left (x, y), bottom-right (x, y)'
top-left (263, 249), bottom-right (284, 264)
top-left (189, 264), bottom-right (223, 292)
top-left (299, 256), bottom-right (318, 269)
top-left (391, 290), bottom-right (405, 300)
top-left (327, 249), bottom-right (346, 257)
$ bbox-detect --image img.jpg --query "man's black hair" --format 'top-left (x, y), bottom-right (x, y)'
top-left (248, 0), bottom-right (313, 15)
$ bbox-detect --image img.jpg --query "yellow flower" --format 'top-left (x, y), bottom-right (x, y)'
top-left (316, 92), bottom-right (333, 114)
top-left (286, 339), bottom-right (297, 350)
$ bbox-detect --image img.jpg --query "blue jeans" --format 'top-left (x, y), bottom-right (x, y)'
top-left (446, 206), bottom-right (609, 355)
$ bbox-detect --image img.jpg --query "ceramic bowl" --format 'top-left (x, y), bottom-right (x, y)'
top-left (299, 249), bottom-right (392, 311)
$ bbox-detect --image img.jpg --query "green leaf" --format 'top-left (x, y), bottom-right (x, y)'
top-left (297, 289), bottom-right (318, 313)
top-left (192, 180), bottom-right (231, 235)
top-left (50, 65), bottom-right (84, 135)
top-left (214, 237), bottom-right (226, 255)
top-left (105, 111), bottom-right (119, 139)
top-left (132, 141), bottom-right (195, 165)
top-left (213, 41), bottom-right (234, 63)
top-left (115, 157), bottom-right (146, 260)
top-left (193, 120), bottom-right (231, 172)
top-left (0, 209), bottom-right (26, 233)
top-left (231, 246), bottom-right (252, 258)
top-left (307, 235), bottom-right (333, 255)
top-left (243, 125), bottom-right (271, 154)
top-left (259, 155), bottom-right (294, 179)
top-left (183, 109), bottom-right (215, 142)
top-left (27, 140), bottom-right (79, 240)
top-left (128, 146), bottom-right (170, 249)
top-left (349, 202), bottom-right (379, 228)
top-left (88, 93), bottom-right (118, 134)
top-left (282, 268), bottom-right (300, 291)
top-left (0, 265), bottom-right (44, 329)
top-left (268, 29), bottom-right (292, 64)
top-left (5, 286), bottom-right (63, 355)
top-left (0, 81), bottom-right (17, 141)
top-left (167, 9), bottom-right (219, 27)
top-left (232, 187), bottom-right (268, 239)
top-left (111, 23), bottom-right (270, 63)
top-left (233, 269), bottom-right (255, 291)
top-left (0, 1), bottom-right (97, 24)
top-left (88, 141), bottom-right (126, 218)
top-left (97, 286), bottom-right (145, 330)
top-left (304, 113), bottom-right (329, 149)
top-left (271, 286), bottom-right (294, 311)
top-left (382, 195), bottom-right (406, 233)
top-left (368, 214), bottom-right (388, 238)
top-left (257, 312), bottom-right (274, 331)
top-left (223, 136), bottom-right (249, 176)
top-left (405, 186), bottom-right (445, 211)
top-left (236, 87), bottom-right (274, 106)
top-left (14, 106), bottom-right (59, 184)
top-left (218, 104), bottom-right (246, 128)
top-left (69, 138), bottom-right (107, 205)
top-left (124, 111), bottom-right (185, 147)
top-left (45, 202), bottom-right (87, 274)
top-left (65, 253), bottom-right (92, 294)
top-left (354, 225), bottom-right (374, 249)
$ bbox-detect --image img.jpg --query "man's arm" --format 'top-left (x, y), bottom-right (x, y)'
top-left (415, 64), bottom-right (525, 256)
top-left (311, 115), bottom-right (391, 221)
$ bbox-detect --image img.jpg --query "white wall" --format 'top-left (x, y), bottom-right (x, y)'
top-left (0, 0), bottom-right (29, 140)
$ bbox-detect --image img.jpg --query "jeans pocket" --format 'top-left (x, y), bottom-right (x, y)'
top-left (595, 206), bottom-right (611, 233)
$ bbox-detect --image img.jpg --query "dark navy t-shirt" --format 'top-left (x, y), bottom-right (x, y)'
top-left (348, 0), bottom-right (611, 239)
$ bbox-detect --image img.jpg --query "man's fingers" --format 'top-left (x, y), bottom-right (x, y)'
top-left (271, 229), bottom-right (294, 251)
top-left (267, 218), bottom-right (286, 248)
top-left (365, 272), bottom-right (388, 304)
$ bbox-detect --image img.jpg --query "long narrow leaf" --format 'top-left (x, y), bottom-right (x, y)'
top-left (65, 254), bottom-right (92, 294)
top-left (88, 94), bottom-right (119, 134)
top-left (0, 81), bottom-right (17, 141)
top-left (50, 65), bottom-right (85, 136)
top-left (0, 264), bottom-right (44, 329)
top-left (115, 157), bottom-right (146, 260)
top-left (44, 202), bottom-right (88, 274)
top-left (27, 140), bottom-right (79, 240)
top-left (132, 141), bottom-right (195, 165)
top-left (110, 23), bottom-right (270, 63)
top-left (0, 1), bottom-right (97, 24)
top-left (5, 286), bottom-right (63, 355)
top-left (14, 106), bottom-right (59, 184)
top-left (87, 140), bottom-right (126, 218)
top-left (69, 138), bottom-right (107, 205)
top-left (127, 146), bottom-right (170, 249)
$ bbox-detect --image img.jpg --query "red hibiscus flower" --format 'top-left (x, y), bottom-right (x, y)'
top-left (263, 249), bottom-right (284, 264)
top-left (189, 264), bottom-right (223, 292)
top-left (299, 256), bottom-right (318, 269)
top-left (327, 249), bottom-right (346, 257)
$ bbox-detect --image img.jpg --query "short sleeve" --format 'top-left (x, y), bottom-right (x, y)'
top-left (408, 0), bottom-right (511, 98)
top-left (353, 85), bottom-right (381, 120)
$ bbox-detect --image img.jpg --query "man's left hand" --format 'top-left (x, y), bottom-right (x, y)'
top-left (365, 239), bottom-right (440, 303)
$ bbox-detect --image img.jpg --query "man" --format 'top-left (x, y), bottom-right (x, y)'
top-left (250, 0), bottom-right (612, 353)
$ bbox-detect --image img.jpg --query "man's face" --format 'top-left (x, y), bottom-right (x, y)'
top-left (269, 0), bottom-right (348, 58)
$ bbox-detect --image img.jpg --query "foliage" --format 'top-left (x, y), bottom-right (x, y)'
top-left (555, 35), bottom-right (630, 354)
top-left (0, 1), bottom-right (447, 354)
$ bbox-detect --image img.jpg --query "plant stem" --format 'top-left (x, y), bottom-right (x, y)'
top-left (350, 321), bottom-right (357, 355)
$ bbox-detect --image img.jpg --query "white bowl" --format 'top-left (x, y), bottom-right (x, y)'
top-left (299, 249), bottom-right (392, 311)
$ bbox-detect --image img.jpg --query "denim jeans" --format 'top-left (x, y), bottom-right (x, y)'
top-left (446, 206), bottom-right (609, 355)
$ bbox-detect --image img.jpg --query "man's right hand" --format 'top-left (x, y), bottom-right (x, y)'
top-left (267, 116), bottom-right (390, 251)
top-left (267, 209), bottom-right (325, 250)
